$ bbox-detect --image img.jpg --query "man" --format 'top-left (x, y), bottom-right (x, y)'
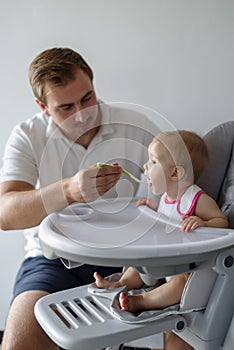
top-left (0, 47), bottom-right (159, 349)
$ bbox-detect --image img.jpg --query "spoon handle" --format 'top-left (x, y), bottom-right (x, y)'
top-left (97, 163), bottom-right (149, 184)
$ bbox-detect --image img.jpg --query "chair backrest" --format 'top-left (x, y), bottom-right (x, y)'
top-left (179, 121), bottom-right (234, 349)
top-left (178, 121), bottom-right (234, 345)
top-left (197, 120), bottom-right (234, 227)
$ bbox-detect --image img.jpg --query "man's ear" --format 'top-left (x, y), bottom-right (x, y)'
top-left (171, 165), bottom-right (185, 181)
top-left (35, 98), bottom-right (49, 116)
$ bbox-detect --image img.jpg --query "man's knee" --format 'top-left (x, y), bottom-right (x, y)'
top-left (2, 290), bottom-right (58, 350)
top-left (165, 332), bottom-right (194, 350)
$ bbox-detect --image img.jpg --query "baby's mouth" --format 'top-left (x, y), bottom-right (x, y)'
top-left (145, 175), bottom-right (152, 187)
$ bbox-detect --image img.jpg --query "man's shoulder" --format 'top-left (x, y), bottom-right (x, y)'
top-left (14, 113), bottom-right (49, 135)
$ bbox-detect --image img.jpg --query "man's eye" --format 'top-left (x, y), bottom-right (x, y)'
top-left (81, 96), bottom-right (91, 105)
top-left (62, 105), bottom-right (74, 111)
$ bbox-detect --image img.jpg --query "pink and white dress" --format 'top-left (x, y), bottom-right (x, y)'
top-left (158, 184), bottom-right (205, 223)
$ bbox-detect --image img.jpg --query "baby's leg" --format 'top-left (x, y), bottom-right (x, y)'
top-left (119, 292), bottom-right (144, 313)
top-left (93, 272), bottom-right (121, 289)
top-left (119, 273), bottom-right (189, 313)
top-left (94, 267), bottom-right (144, 290)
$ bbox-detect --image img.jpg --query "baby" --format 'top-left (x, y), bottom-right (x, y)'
top-left (94, 130), bottom-right (228, 315)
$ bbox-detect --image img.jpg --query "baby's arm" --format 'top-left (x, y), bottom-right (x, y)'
top-left (136, 198), bottom-right (158, 211)
top-left (182, 193), bottom-right (228, 232)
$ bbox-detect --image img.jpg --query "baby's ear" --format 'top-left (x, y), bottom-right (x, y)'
top-left (171, 165), bottom-right (185, 181)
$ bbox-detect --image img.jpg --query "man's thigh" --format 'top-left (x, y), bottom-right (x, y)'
top-left (13, 255), bottom-right (122, 299)
top-left (2, 290), bottom-right (59, 350)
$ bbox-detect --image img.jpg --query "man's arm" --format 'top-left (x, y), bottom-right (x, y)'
top-left (0, 164), bottom-right (122, 230)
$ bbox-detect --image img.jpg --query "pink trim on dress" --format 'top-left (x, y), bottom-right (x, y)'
top-left (165, 196), bottom-right (177, 204)
top-left (164, 186), bottom-right (189, 205)
top-left (177, 190), bottom-right (205, 217)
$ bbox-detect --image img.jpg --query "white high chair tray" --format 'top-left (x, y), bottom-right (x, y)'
top-left (39, 197), bottom-right (234, 269)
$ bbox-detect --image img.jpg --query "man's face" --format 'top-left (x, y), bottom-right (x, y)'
top-left (40, 69), bottom-right (99, 142)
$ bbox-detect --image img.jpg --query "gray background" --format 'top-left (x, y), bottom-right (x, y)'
top-left (0, 0), bottom-right (233, 329)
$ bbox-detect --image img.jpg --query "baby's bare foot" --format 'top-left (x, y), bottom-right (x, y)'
top-left (93, 272), bottom-right (121, 289)
top-left (119, 292), bottom-right (144, 313)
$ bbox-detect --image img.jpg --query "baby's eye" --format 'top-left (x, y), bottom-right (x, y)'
top-left (150, 159), bottom-right (157, 165)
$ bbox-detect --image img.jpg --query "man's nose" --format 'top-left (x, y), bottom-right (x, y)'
top-left (74, 105), bottom-right (88, 122)
top-left (74, 103), bottom-right (83, 113)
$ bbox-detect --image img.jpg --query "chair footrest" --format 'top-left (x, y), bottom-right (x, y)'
top-left (35, 285), bottom-right (187, 350)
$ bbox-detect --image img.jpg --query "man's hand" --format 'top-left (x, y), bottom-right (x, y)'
top-left (68, 164), bottom-right (122, 203)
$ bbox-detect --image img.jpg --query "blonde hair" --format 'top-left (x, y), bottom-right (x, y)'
top-left (28, 47), bottom-right (93, 104)
top-left (153, 130), bottom-right (208, 182)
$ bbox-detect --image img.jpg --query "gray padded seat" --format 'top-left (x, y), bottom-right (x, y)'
top-left (197, 120), bottom-right (234, 227)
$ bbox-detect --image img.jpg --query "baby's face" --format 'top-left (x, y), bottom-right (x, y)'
top-left (144, 140), bottom-right (172, 195)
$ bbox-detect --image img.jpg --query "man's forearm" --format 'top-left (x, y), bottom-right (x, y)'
top-left (0, 179), bottom-right (72, 230)
top-left (0, 164), bottom-right (122, 230)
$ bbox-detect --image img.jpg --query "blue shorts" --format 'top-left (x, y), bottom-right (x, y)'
top-left (13, 255), bottom-right (122, 300)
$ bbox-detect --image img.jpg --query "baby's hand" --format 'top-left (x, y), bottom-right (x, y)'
top-left (181, 216), bottom-right (204, 232)
top-left (136, 198), bottom-right (158, 211)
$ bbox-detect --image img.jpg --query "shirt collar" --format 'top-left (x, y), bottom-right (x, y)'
top-left (46, 116), bottom-right (63, 139)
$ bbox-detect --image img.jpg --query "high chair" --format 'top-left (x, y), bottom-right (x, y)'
top-left (35, 121), bottom-right (234, 350)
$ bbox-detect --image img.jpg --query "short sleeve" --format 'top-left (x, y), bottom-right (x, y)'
top-left (0, 125), bottom-right (38, 186)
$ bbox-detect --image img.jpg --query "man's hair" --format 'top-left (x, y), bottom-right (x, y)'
top-left (28, 47), bottom-right (93, 104)
top-left (154, 130), bottom-right (209, 182)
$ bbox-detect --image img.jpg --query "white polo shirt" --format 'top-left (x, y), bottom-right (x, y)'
top-left (1, 102), bottom-right (160, 258)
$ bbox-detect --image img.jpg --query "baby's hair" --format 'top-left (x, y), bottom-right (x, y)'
top-left (28, 47), bottom-right (93, 104)
top-left (154, 130), bottom-right (209, 182)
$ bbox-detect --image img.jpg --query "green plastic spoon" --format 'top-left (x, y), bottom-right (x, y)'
top-left (97, 162), bottom-right (149, 184)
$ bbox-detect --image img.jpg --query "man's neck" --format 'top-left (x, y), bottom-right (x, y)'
top-left (75, 125), bottom-right (100, 148)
